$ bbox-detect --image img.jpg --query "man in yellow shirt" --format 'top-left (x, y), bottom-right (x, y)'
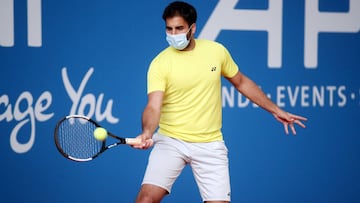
top-left (133, 1), bottom-right (307, 203)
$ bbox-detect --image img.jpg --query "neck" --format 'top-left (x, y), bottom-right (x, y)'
top-left (182, 38), bottom-right (195, 51)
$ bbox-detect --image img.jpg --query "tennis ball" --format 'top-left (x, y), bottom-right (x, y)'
top-left (93, 127), bottom-right (108, 141)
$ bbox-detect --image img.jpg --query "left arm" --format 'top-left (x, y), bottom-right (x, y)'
top-left (226, 71), bottom-right (307, 135)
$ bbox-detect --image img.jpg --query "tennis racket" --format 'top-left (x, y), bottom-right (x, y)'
top-left (54, 115), bottom-right (141, 162)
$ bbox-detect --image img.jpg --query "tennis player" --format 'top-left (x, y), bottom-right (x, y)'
top-left (133, 1), bottom-right (307, 202)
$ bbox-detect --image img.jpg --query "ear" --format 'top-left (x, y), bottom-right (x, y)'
top-left (191, 23), bottom-right (197, 35)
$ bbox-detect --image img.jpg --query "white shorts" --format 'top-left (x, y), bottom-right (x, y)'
top-left (142, 133), bottom-right (231, 202)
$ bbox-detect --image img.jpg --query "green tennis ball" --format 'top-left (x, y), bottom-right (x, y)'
top-left (93, 127), bottom-right (107, 141)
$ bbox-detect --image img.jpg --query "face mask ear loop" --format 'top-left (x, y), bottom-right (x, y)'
top-left (187, 24), bottom-right (194, 40)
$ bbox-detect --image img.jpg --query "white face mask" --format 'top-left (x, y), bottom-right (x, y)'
top-left (166, 25), bottom-right (193, 50)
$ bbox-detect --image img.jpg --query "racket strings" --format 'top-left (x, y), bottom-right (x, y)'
top-left (57, 118), bottom-right (103, 159)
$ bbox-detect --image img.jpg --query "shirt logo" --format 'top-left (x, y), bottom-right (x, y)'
top-left (211, 67), bottom-right (217, 71)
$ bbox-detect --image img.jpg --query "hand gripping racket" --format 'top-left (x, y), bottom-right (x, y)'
top-left (54, 115), bottom-right (141, 162)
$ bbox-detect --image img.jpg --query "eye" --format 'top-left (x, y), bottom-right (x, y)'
top-left (176, 26), bottom-right (185, 31)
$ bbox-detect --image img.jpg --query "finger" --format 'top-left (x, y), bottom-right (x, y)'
top-left (290, 123), bottom-right (296, 135)
top-left (130, 139), bottom-right (147, 149)
top-left (131, 144), bottom-right (144, 149)
top-left (290, 114), bottom-right (307, 121)
top-left (284, 123), bottom-right (289, 135)
top-left (134, 139), bottom-right (153, 150)
top-left (143, 139), bottom-right (153, 148)
top-left (294, 119), bottom-right (306, 128)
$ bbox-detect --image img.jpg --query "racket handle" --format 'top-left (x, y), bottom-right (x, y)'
top-left (125, 138), bottom-right (142, 145)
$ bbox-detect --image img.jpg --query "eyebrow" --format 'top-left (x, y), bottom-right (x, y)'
top-left (166, 25), bottom-right (185, 30)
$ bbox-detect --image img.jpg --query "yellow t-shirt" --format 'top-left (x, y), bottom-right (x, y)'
top-left (147, 39), bottom-right (239, 142)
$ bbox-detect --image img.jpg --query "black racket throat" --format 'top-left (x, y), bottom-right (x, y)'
top-left (108, 132), bottom-right (126, 144)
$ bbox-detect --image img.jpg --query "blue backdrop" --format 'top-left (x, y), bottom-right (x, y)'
top-left (1, 0), bottom-right (360, 202)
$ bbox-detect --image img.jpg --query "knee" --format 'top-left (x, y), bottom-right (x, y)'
top-left (135, 194), bottom-right (154, 203)
top-left (135, 192), bottom-right (164, 203)
top-left (135, 185), bottom-right (168, 203)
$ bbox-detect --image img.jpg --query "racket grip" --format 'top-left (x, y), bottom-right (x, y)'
top-left (125, 138), bottom-right (142, 145)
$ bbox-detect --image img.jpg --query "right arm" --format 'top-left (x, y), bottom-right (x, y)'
top-left (133, 91), bottom-right (164, 149)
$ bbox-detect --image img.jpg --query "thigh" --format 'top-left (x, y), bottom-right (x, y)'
top-left (190, 141), bottom-right (231, 202)
top-left (142, 133), bottom-right (188, 193)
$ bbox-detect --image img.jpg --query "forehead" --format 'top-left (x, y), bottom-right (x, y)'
top-left (165, 15), bottom-right (189, 27)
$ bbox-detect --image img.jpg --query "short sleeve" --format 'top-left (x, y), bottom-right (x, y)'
top-left (221, 46), bottom-right (239, 78)
top-left (147, 56), bottom-right (167, 94)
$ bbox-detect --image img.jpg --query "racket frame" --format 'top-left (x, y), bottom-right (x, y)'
top-left (54, 115), bottom-right (129, 162)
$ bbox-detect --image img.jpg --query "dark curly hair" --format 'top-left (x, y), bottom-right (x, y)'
top-left (162, 1), bottom-right (197, 26)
